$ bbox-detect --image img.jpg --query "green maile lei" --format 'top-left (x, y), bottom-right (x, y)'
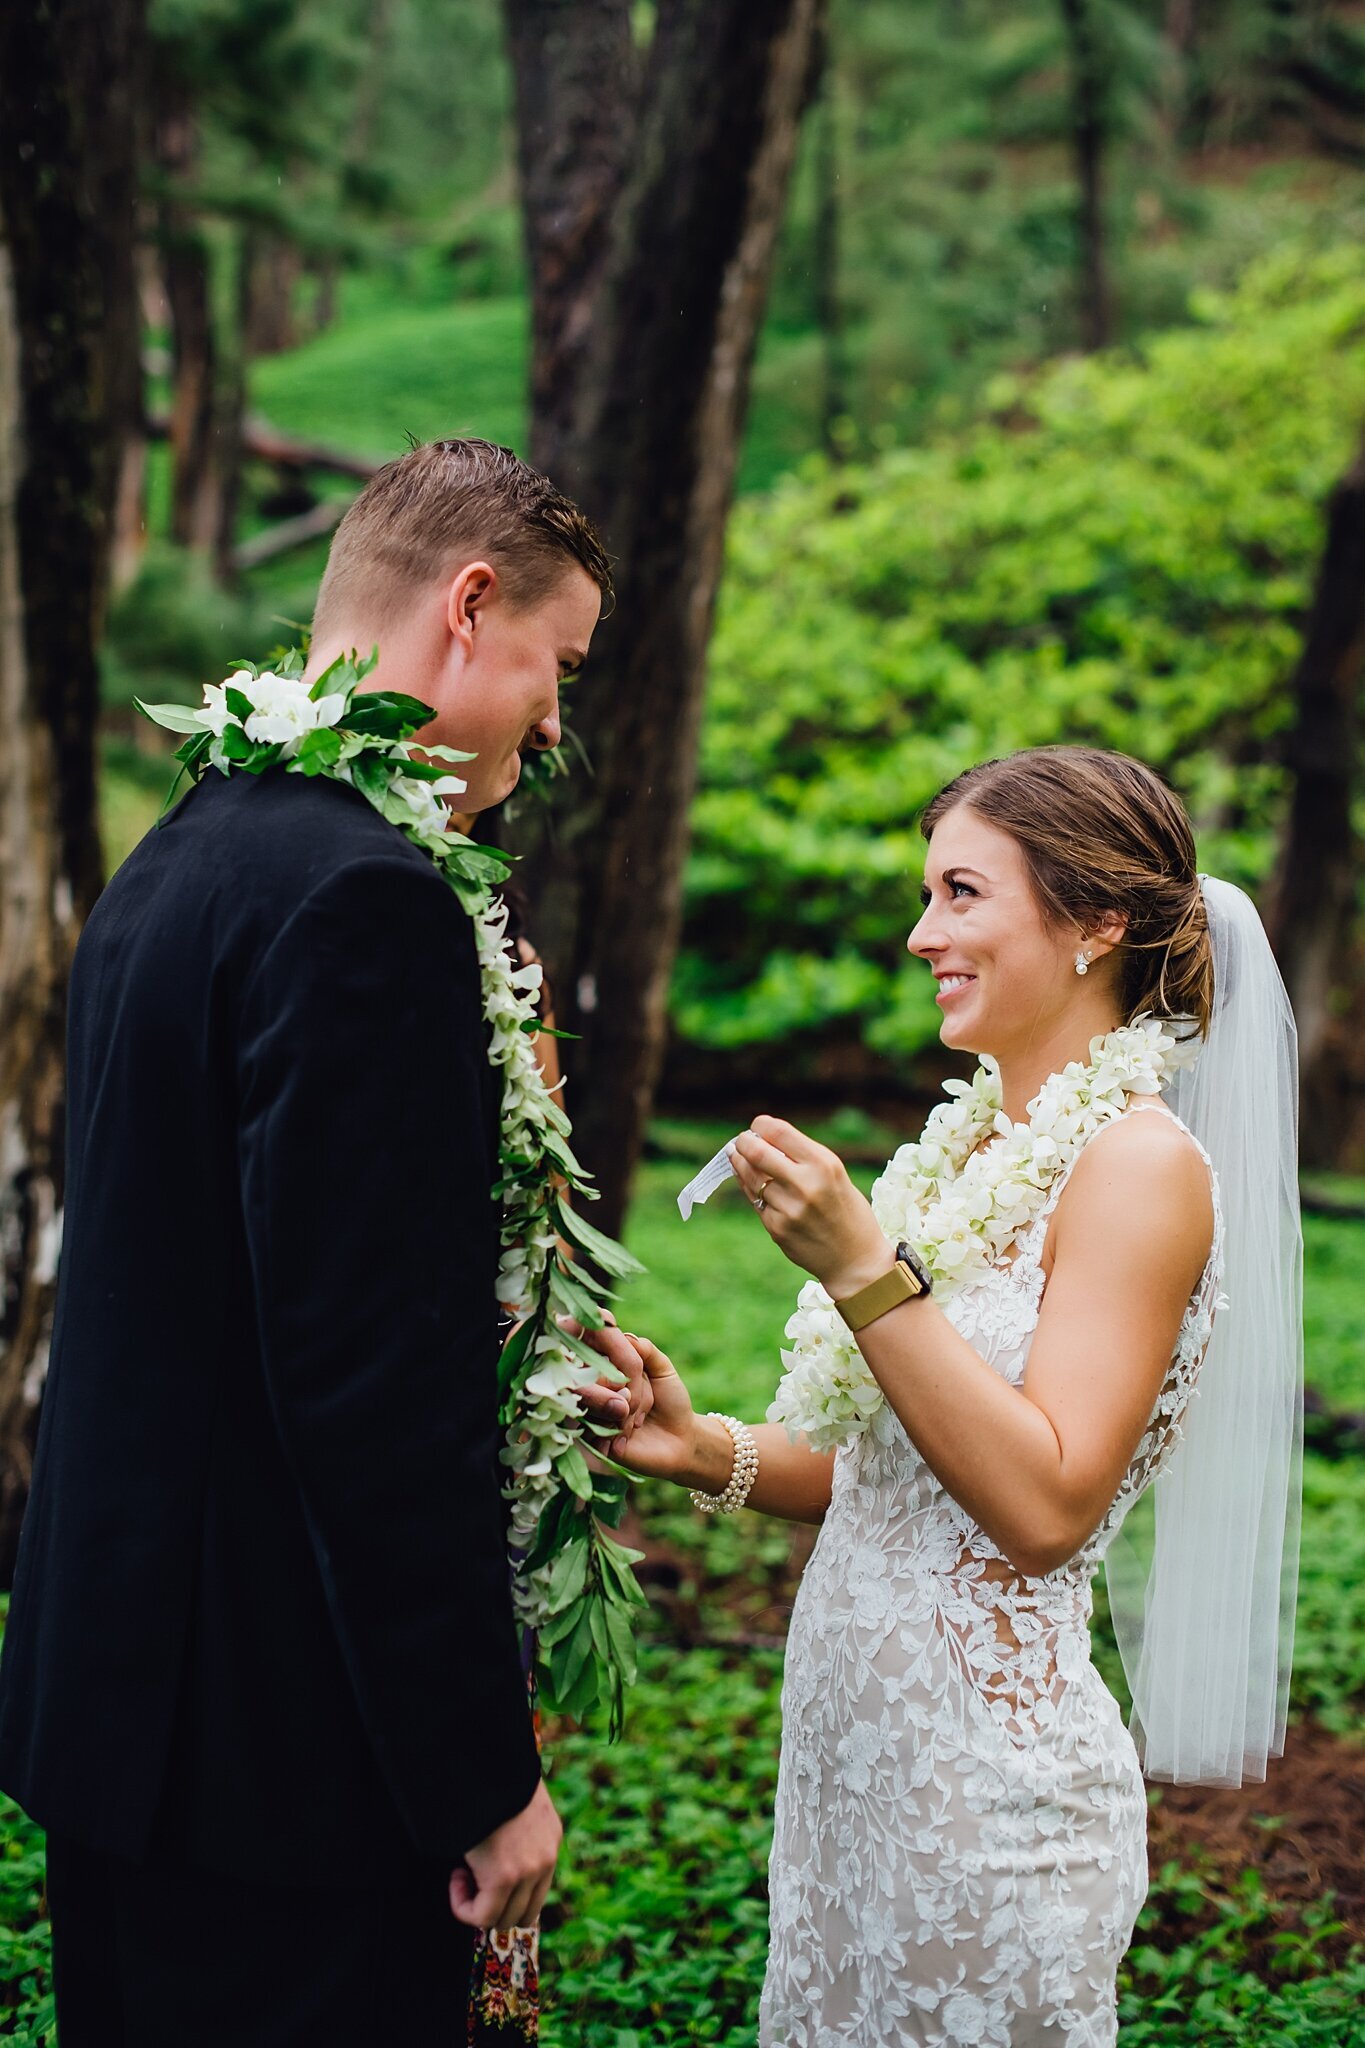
top-left (139, 647), bottom-right (647, 1736)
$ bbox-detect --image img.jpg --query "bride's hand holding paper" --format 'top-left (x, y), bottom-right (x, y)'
top-left (729, 1116), bottom-right (891, 1301)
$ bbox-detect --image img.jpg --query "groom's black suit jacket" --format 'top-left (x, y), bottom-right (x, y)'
top-left (0, 768), bottom-right (542, 1886)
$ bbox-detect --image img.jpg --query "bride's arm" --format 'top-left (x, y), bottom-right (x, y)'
top-left (730, 1112), bottom-right (1213, 1576)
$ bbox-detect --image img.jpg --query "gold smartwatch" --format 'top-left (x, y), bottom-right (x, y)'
top-left (834, 1240), bottom-right (933, 1333)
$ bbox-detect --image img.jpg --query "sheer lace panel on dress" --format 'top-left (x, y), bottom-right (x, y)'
top-left (939, 1101), bottom-right (1222, 1731)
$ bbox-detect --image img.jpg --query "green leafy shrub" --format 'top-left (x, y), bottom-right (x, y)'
top-left (1119, 1865), bottom-right (1365, 2045)
top-left (0, 1613), bottom-right (53, 2045)
top-left (677, 245), bottom-right (1365, 1074)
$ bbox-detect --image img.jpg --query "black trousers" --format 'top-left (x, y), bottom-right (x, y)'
top-left (46, 1835), bottom-right (478, 2047)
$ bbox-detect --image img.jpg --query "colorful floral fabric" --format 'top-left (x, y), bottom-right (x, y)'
top-left (469, 1927), bottom-right (540, 2044)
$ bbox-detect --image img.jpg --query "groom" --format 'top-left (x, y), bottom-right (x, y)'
top-left (0, 440), bottom-right (624, 2043)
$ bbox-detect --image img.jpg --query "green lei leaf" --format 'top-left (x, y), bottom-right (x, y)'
top-left (342, 691), bottom-right (437, 739)
top-left (136, 698), bottom-right (210, 735)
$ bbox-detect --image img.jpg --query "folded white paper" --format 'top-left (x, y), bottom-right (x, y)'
top-left (676, 1137), bottom-right (745, 1220)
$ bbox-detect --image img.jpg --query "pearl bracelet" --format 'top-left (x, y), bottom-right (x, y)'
top-left (689, 1413), bottom-right (760, 1515)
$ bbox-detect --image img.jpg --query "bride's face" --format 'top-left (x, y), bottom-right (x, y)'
top-left (907, 804), bottom-right (1096, 1059)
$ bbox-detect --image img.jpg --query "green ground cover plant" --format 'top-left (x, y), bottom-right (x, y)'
top-left (548, 1154), bottom-right (1365, 2043)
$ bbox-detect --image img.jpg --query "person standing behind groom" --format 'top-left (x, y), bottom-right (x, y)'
top-left (0, 440), bottom-right (626, 2045)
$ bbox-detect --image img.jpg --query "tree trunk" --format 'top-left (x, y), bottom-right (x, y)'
top-left (110, 415), bottom-right (149, 593)
top-left (212, 225), bottom-right (258, 586)
top-left (308, 256), bottom-right (340, 337)
top-left (0, 0), bottom-right (144, 1578)
top-left (812, 22), bottom-right (848, 460)
top-left (1059, 0), bottom-right (1113, 351)
top-left (1265, 431), bottom-right (1365, 1167)
top-left (246, 233), bottom-right (304, 357)
top-left (1160, 0), bottom-right (1199, 145)
top-left (155, 83), bottom-right (222, 551)
top-left (503, 0), bottom-right (823, 1234)
top-left (503, 1), bottom-right (641, 464)
top-left (111, 243), bottom-right (157, 592)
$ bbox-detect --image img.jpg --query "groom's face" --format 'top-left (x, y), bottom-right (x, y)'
top-left (421, 561), bottom-right (603, 812)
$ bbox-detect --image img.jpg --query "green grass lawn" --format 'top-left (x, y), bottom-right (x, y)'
top-left (253, 296), bottom-right (529, 462)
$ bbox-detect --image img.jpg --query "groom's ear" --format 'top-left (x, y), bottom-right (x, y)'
top-left (446, 561), bottom-right (498, 653)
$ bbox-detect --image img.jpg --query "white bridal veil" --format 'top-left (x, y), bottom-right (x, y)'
top-left (1105, 875), bottom-right (1304, 1788)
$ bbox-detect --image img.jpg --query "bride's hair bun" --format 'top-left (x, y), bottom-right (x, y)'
top-left (921, 747), bottom-right (1214, 1038)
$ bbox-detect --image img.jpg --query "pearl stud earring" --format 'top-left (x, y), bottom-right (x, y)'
top-left (1075, 950), bottom-right (1090, 976)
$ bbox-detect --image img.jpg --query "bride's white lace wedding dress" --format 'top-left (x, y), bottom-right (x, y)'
top-left (761, 1102), bottom-right (1224, 2048)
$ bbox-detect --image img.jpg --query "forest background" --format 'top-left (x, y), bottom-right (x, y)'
top-left (2, 0), bottom-right (1365, 2040)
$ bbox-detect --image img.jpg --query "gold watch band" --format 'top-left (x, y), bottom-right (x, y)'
top-left (835, 1256), bottom-right (925, 1334)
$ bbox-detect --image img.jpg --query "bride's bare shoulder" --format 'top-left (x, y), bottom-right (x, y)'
top-left (1052, 1107), bottom-right (1215, 1282)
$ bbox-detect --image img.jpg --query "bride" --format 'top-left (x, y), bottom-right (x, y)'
top-left (601, 746), bottom-right (1302, 2046)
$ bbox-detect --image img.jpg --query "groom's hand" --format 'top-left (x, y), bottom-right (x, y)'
top-left (450, 1778), bottom-right (562, 1931)
top-left (568, 1316), bottom-right (655, 1437)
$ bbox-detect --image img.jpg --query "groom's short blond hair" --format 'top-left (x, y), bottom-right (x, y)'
top-left (312, 438), bottom-right (613, 641)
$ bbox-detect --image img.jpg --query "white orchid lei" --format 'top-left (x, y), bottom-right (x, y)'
top-left (769, 1016), bottom-right (1200, 1453)
top-left (140, 649), bottom-right (647, 1735)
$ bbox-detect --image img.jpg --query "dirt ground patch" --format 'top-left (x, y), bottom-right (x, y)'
top-left (1148, 1720), bottom-right (1365, 1960)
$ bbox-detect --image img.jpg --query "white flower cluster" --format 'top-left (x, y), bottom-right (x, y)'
top-left (472, 895), bottom-right (604, 1627)
top-left (770, 1017), bottom-right (1198, 1452)
top-left (200, 667), bottom-right (350, 754)
top-left (193, 672), bottom-right (470, 828)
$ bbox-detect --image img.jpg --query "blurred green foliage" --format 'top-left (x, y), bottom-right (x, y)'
top-left (542, 1644), bottom-right (783, 2047)
top-left (678, 244), bottom-right (1365, 1072)
top-left (0, 1768), bottom-right (53, 2046)
top-left (1300, 1211), bottom-right (1365, 1414)
top-left (760, 0), bottom-right (1365, 467)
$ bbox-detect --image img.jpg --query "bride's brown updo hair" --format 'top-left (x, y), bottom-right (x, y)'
top-left (921, 747), bottom-right (1214, 1037)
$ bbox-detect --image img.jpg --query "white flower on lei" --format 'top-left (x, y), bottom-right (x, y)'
top-left (388, 769), bottom-right (469, 835)
top-left (769, 1017), bottom-right (1199, 1452)
top-left (199, 680), bottom-right (241, 737)
top-left (198, 668), bottom-right (350, 754)
top-left (244, 670), bottom-right (349, 748)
